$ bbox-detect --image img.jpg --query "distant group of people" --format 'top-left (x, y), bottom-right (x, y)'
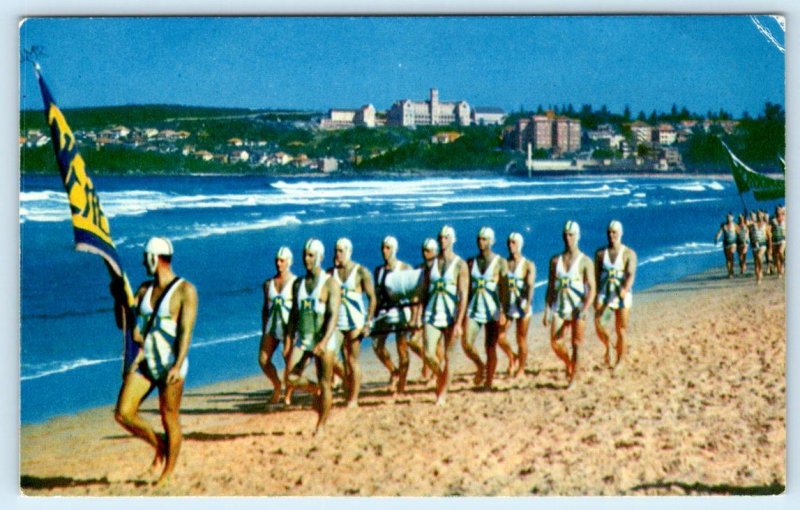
top-left (257, 219), bottom-right (638, 436)
top-left (715, 205), bottom-right (786, 284)
top-left (105, 219), bottom-right (638, 484)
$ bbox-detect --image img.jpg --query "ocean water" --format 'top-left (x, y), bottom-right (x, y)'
top-left (19, 173), bottom-right (777, 424)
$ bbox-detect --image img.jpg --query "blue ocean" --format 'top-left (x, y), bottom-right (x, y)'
top-left (19, 173), bottom-right (773, 424)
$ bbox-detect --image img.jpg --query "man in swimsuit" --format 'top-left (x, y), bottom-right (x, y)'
top-left (410, 238), bottom-right (442, 383)
top-left (501, 232), bottom-right (536, 378)
top-left (543, 221), bottom-right (595, 386)
top-left (770, 205), bottom-right (786, 277)
top-left (462, 227), bottom-right (510, 389)
top-left (259, 246), bottom-right (296, 405)
top-left (422, 226), bottom-right (469, 405)
top-left (751, 211), bottom-right (771, 285)
top-left (714, 213), bottom-right (738, 278)
top-left (113, 236), bottom-right (198, 486)
top-left (285, 239), bottom-right (341, 435)
top-left (330, 238), bottom-right (376, 408)
top-left (735, 214), bottom-right (749, 275)
top-left (372, 235), bottom-right (422, 395)
top-left (594, 220), bottom-right (637, 369)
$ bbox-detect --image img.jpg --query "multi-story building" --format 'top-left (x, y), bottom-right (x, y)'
top-left (656, 124), bottom-right (677, 145)
top-left (471, 107), bottom-right (507, 125)
top-left (387, 88), bottom-right (471, 127)
top-left (629, 121), bottom-right (653, 146)
top-left (509, 112), bottom-right (581, 155)
top-left (320, 104), bottom-right (376, 129)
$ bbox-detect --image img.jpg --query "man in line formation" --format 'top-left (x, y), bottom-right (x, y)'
top-left (256, 220), bottom-right (638, 426)
top-left (715, 205), bottom-right (786, 284)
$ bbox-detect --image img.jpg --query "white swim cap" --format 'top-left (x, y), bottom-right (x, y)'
top-left (304, 238), bottom-right (324, 267)
top-left (478, 226), bottom-right (495, 245)
top-left (439, 225), bottom-right (456, 242)
top-left (275, 246), bottom-right (293, 264)
top-left (608, 220), bottom-right (623, 236)
top-left (508, 232), bottom-right (524, 250)
top-left (144, 236), bottom-right (173, 274)
top-left (563, 220), bottom-right (581, 240)
top-left (335, 237), bottom-right (353, 263)
top-left (382, 235), bottom-right (398, 257)
top-left (422, 237), bottom-right (439, 255)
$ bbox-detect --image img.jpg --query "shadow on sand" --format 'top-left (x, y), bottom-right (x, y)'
top-left (20, 475), bottom-right (111, 491)
top-left (630, 480), bottom-right (785, 495)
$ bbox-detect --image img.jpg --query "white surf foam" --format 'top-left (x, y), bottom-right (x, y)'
top-left (171, 214), bottom-right (302, 241)
top-left (638, 242), bottom-right (718, 267)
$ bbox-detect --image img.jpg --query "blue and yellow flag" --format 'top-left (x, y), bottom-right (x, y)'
top-left (34, 63), bottom-right (140, 375)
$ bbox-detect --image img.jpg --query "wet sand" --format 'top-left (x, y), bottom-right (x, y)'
top-left (20, 268), bottom-right (785, 496)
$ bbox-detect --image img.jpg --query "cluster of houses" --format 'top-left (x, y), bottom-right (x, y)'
top-left (21, 87), bottom-right (745, 173)
top-left (20, 126), bottom-right (340, 173)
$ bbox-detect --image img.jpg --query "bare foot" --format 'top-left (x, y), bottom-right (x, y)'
top-left (435, 395), bottom-right (446, 407)
top-left (270, 387), bottom-right (282, 405)
top-left (473, 369), bottom-right (485, 386)
top-left (506, 356), bottom-right (517, 376)
top-left (346, 400), bottom-right (359, 409)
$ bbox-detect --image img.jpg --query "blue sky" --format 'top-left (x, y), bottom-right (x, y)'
top-left (19, 16), bottom-right (785, 116)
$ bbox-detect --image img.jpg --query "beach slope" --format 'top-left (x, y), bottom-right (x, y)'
top-left (20, 269), bottom-right (785, 496)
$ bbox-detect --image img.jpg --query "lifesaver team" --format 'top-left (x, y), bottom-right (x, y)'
top-left (111, 219), bottom-right (642, 483)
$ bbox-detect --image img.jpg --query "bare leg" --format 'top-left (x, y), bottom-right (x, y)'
top-left (614, 309), bottom-right (629, 368)
top-left (484, 321), bottom-right (500, 389)
top-left (396, 332), bottom-right (410, 394)
top-left (550, 317), bottom-right (571, 381)
top-left (496, 321), bottom-right (517, 375)
top-left (282, 342), bottom-right (295, 405)
top-left (594, 306), bottom-right (613, 368)
top-left (738, 246), bottom-right (747, 275)
top-left (286, 350), bottom-right (319, 398)
top-left (461, 318), bottom-right (485, 385)
top-left (568, 319), bottom-right (585, 385)
top-left (258, 334), bottom-right (282, 404)
top-left (407, 328), bottom-right (431, 382)
top-left (155, 379), bottom-right (184, 486)
top-left (315, 352), bottom-right (335, 436)
top-left (372, 333), bottom-right (398, 389)
top-left (114, 371), bottom-right (163, 473)
top-left (724, 246), bottom-right (735, 278)
top-left (344, 331), bottom-right (363, 407)
top-left (513, 316), bottom-right (530, 377)
top-left (435, 328), bottom-right (452, 405)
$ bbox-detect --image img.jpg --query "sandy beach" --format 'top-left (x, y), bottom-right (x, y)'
top-left (20, 267), bottom-right (785, 496)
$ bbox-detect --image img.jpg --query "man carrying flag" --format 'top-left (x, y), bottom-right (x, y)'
top-left (34, 61), bottom-right (197, 485)
top-left (114, 237), bottom-right (198, 486)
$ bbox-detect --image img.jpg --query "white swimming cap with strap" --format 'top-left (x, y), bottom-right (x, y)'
top-left (336, 237), bottom-right (353, 263)
top-left (304, 238), bottom-right (325, 267)
top-left (608, 220), bottom-right (623, 236)
top-left (276, 246), bottom-right (293, 264)
top-left (508, 232), bottom-right (524, 250)
top-left (564, 220), bottom-right (581, 240)
top-left (478, 226), bottom-right (495, 245)
top-left (382, 235), bottom-right (398, 257)
top-left (439, 225), bottom-right (456, 242)
top-left (422, 237), bottom-right (439, 255)
top-left (144, 236), bottom-right (173, 274)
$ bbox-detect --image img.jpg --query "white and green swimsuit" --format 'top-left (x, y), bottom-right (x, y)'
top-left (467, 255), bottom-right (501, 324)
top-left (424, 256), bottom-right (461, 329)
top-left (264, 275), bottom-right (295, 340)
top-left (597, 246), bottom-right (632, 310)
top-left (505, 257), bottom-right (531, 319)
top-left (137, 278), bottom-right (188, 382)
top-left (296, 273), bottom-right (330, 352)
top-left (552, 253), bottom-right (587, 320)
top-left (333, 264), bottom-right (366, 332)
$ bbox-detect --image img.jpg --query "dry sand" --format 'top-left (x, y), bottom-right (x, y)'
top-left (20, 268), bottom-right (785, 496)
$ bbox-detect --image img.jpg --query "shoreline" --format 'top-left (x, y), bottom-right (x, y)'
top-left (20, 266), bottom-right (786, 495)
top-left (20, 169), bottom-right (741, 180)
